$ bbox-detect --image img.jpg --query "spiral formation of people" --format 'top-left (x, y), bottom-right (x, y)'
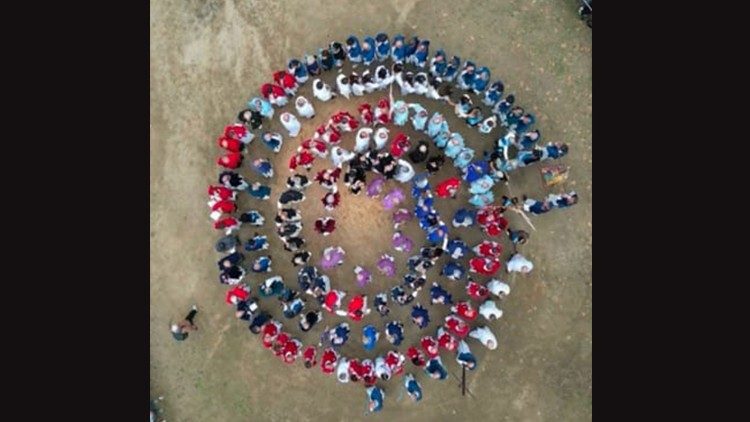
top-left (199, 30), bottom-right (582, 414)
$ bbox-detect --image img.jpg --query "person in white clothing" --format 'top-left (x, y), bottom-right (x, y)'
top-left (479, 300), bottom-right (503, 321)
top-left (374, 127), bottom-right (389, 150)
top-left (350, 72), bottom-right (365, 96)
top-left (354, 127), bottom-right (374, 153)
top-left (468, 326), bottom-right (497, 350)
top-left (506, 253), bottom-right (534, 274)
top-left (312, 79), bottom-right (336, 102)
top-left (336, 357), bottom-right (350, 383)
top-left (336, 74), bottom-right (351, 99)
top-left (295, 96), bottom-right (315, 119)
top-left (330, 146), bottom-right (355, 167)
top-left (374, 356), bottom-right (392, 381)
top-left (394, 159), bottom-right (415, 183)
top-left (487, 279), bottom-right (511, 298)
top-left (280, 112), bottom-right (301, 137)
top-left (374, 65), bottom-right (393, 90)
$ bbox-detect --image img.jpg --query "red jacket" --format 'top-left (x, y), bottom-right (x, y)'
top-left (301, 139), bottom-right (327, 154)
top-left (323, 291), bottom-right (341, 312)
top-left (466, 280), bottom-right (491, 300)
top-left (261, 322), bottom-right (279, 348)
top-left (217, 136), bottom-right (243, 152)
top-left (223, 124), bottom-right (248, 141)
top-left (407, 346), bottom-right (426, 367)
top-left (321, 348), bottom-right (338, 374)
top-left (347, 295), bottom-right (365, 321)
top-left (208, 185), bottom-right (234, 201)
top-left (475, 241), bottom-right (503, 258)
top-left (469, 257), bottom-right (501, 276)
top-left (303, 346), bottom-right (317, 367)
top-left (376, 98), bottom-right (390, 125)
top-left (390, 133), bottom-right (411, 158)
top-left (453, 301), bottom-right (478, 321)
top-left (436, 177), bottom-right (461, 198)
top-left (273, 71), bottom-right (297, 90)
top-left (348, 359), bottom-right (364, 381)
top-left (214, 217), bottom-right (239, 230)
top-left (217, 152), bottom-right (242, 169)
top-left (437, 330), bottom-right (458, 351)
top-left (358, 103), bottom-right (373, 125)
top-left (444, 315), bottom-right (470, 338)
top-left (211, 199), bottom-right (237, 214)
top-left (289, 150), bottom-right (315, 170)
top-left (260, 83), bottom-right (285, 99)
top-left (385, 351), bottom-right (404, 375)
top-left (420, 336), bottom-right (439, 358)
top-left (282, 339), bottom-right (299, 363)
top-left (225, 286), bottom-right (249, 305)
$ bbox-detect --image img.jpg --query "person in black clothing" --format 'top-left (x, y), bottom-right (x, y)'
top-left (218, 171), bottom-right (249, 190)
top-left (299, 310), bottom-right (322, 332)
top-left (249, 312), bottom-right (271, 334)
top-left (170, 305), bottom-right (198, 341)
top-left (218, 251), bottom-right (244, 270)
top-left (426, 155), bottom-right (445, 174)
top-left (408, 140), bottom-right (429, 164)
top-left (292, 250), bottom-right (312, 266)
top-left (238, 109), bottom-right (263, 129)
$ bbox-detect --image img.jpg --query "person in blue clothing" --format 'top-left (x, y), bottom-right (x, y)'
top-left (441, 260), bottom-right (465, 281)
top-left (456, 340), bottom-right (477, 369)
top-left (443, 55), bottom-right (461, 82)
top-left (514, 113), bottom-right (536, 134)
top-left (248, 96), bottom-right (274, 120)
top-left (251, 158), bottom-right (273, 178)
top-left (430, 49), bottom-right (447, 77)
top-left (260, 276), bottom-right (285, 297)
top-left (239, 209), bottom-right (265, 225)
top-left (457, 61), bottom-right (476, 91)
top-left (319, 48), bottom-right (334, 71)
top-left (541, 142), bottom-right (569, 160)
top-left (472, 66), bottom-right (491, 93)
top-left (261, 132), bottom-right (283, 153)
top-left (363, 324), bottom-right (379, 350)
top-left (410, 39), bottom-right (430, 68)
top-left (247, 182), bottom-right (271, 200)
top-left (411, 304), bottom-right (430, 329)
top-left (522, 195), bottom-right (551, 215)
top-left (427, 222), bottom-right (448, 245)
top-left (244, 233), bottom-right (268, 251)
top-left (375, 32), bottom-right (390, 61)
top-left (452, 208), bottom-right (475, 228)
top-left (425, 357), bottom-right (448, 380)
top-left (366, 386), bottom-right (385, 413)
top-left (446, 238), bottom-right (469, 259)
top-left (483, 80), bottom-right (504, 106)
top-left (405, 36), bottom-right (420, 59)
top-left (404, 374), bottom-right (423, 402)
top-left (304, 53), bottom-right (320, 76)
top-left (345, 35), bottom-right (362, 64)
top-left (454, 148), bottom-right (475, 169)
top-left (463, 160), bottom-right (490, 183)
top-left (430, 282), bottom-right (453, 305)
top-left (251, 256), bottom-right (272, 273)
top-left (287, 58), bottom-right (309, 84)
top-left (518, 130), bottom-right (541, 150)
top-left (391, 34), bottom-right (407, 62)
top-left (466, 107), bottom-right (483, 127)
top-left (385, 321), bottom-right (405, 345)
top-left (493, 94), bottom-right (515, 125)
top-left (282, 297), bottom-right (305, 319)
top-left (217, 251), bottom-right (244, 270)
top-left (361, 36), bottom-right (376, 66)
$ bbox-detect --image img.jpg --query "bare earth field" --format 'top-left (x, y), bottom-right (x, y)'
top-left (150, 0), bottom-right (591, 421)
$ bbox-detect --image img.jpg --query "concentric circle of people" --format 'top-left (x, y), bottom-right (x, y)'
top-left (208, 33), bottom-right (579, 412)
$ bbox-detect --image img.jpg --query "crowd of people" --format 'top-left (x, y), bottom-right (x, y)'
top-left (199, 32), bottom-right (581, 412)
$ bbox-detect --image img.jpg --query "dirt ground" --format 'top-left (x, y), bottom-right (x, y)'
top-left (150, 0), bottom-right (592, 421)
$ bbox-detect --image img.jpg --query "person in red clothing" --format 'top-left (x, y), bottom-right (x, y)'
top-left (322, 289), bottom-right (346, 314)
top-left (282, 338), bottom-right (302, 364)
top-left (273, 70), bottom-right (298, 96)
top-left (272, 332), bottom-right (291, 358)
top-left (289, 149), bottom-right (315, 172)
top-left (474, 241), bottom-right (503, 258)
top-left (436, 177), bottom-right (461, 199)
top-left (348, 358), bottom-right (364, 382)
top-left (303, 345), bottom-right (317, 368)
top-left (444, 315), bottom-right (470, 338)
top-left (322, 191), bottom-right (341, 211)
top-left (214, 216), bottom-right (241, 234)
top-left (314, 217), bottom-right (336, 236)
top-left (260, 83), bottom-right (288, 107)
top-left (466, 279), bottom-right (491, 301)
top-left (300, 138), bottom-right (328, 158)
top-left (225, 284), bottom-right (250, 305)
top-left (407, 346), bottom-right (427, 367)
top-left (329, 111), bottom-right (359, 133)
top-left (476, 205), bottom-right (509, 236)
top-left (208, 185), bottom-right (236, 202)
top-left (223, 123), bottom-right (252, 144)
top-left (436, 327), bottom-right (458, 352)
top-left (315, 167), bottom-right (341, 191)
top-left (390, 133), bottom-right (412, 158)
top-left (420, 336), bottom-right (439, 358)
top-left (217, 136), bottom-right (244, 152)
top-left (451, 301), bottom-right (478, 321)
top-left (347, 294), bottom-right (370, 322)
top-left (358, 103), bottom-right (374, 126)
top-left (469, 257), bottom-right (502, 276)
top-left (320, 347), bottom-right (339, 374)
top-left (217, 151), bottom-right (243, 169)
top-left (211, 199), bottom-right (237, 214)
top-left (375, 98), bottom-right (390, 125)
top-left (385, 350), bottom-right (406, 375)
top-left (361, 359), bottom-right (377, 386)
top-left (262, 321), bottom-right (282, 348)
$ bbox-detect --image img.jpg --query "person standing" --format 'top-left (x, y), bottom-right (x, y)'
top-left (170, 305), bottom-right (198, 341)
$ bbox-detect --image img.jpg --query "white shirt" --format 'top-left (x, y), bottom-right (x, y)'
top-left (354, 128), bottom-right (374, 153)
top-left (394, 159), bottom-right (415, 183)
top-left (479, 300), bottom-right (503, 320)
top-left (351, 82), bottom-right (365, 96)
top-left (507, 254), bottom-right (534, 273)
top-left (469, 326), bottom-right (498, 350)
top-left (280, 112), bottom-right (301, 137)
top-left (295, 96), bottom-right (315, 119)
top-left (313, 79), bottom-right (333, 102)
top-left (330, 146), bottom-right (355, 167)
top-left (487, 279), bottom-right (511, 298)
top-left (336, 358), bottom-right (350, 383)
top-left (336, 74), bottom-right (351, 99)
top-left (374, 357), bottom-right (391, 379)
top-left (374, 127), bottom-right (389, 150)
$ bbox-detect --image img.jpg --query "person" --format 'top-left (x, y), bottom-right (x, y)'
top-left (321, 190), bottom-right (341, 211)
top-left (456, 340), bottom-right (477, 369)
top-left (251, 256), bottom-right (272, 273)
top-left (330, 147), bottom-right (355, 167)
top-left (407, 346), bottom-right (427, 367)
top-left (345, 35), bottom-right (362, 64)
top-left (304, 53), bottom-right (320, 76)
top-left (408, 140), bottom-right (429, 164)
top-left (215, 234), bottom-right (240, 254)
top-left (375, 32), bottom-right (390, 61)
top-left (219, 265), bottom-right (246, 285)
top-left (451, 301), bottom-right (478, 321)
top-left (426, 154), bottom-right (445, 174)
top-left (420, 335), bottom-right (439, 358)
top-left (374, 293), bottom-right (390, 317)
top-left (336, 357), bottom-right (350, 383)
top-left (404, 374), bottom-right (423, 402)
top-left (391, 231), bottom-right (414, 253)
top-left (274, 69), bottom-right (298, 96)
top-left (363, 325), bottom-right (379, 351)
top-left (366, 386), bottom-right (384, 413)
top-left (331, 322), bottom-right (351, 347)
top-left (436, 326), bottom-right (458, 352)
top-left (314, 217), bottom-right (336, 236)
top-left (350, 72), bottom-right (365, 96)
top-left (294, 96), bottom-right (315, 119)
top-left (319, 48), bottom-right (334, 71)
top-left (474, 240), bottom-right (503, 258)
top-left (321, 347), bottom-right (338, 374)
top-left (469, 325), bottom-right (498, 350)
top-left (312, 79), bottom-right (336, 102)
top-left (299, 310), bottom-right (322, 332)
top-left (446, 238), bottom-right (469, 259)
top-left (506, 253), bottom-right (534, 274)
top-left (441, 260), bottom-right (465, 281)
top-left (361, 35), bottom-right (376, 65)
top-left (353, 127), bottom-right (373, 153)
top-left (347, 294), bottom-right (371, 322)
top-left (392, 208), bottom-right (413, 229)
top-left (278, 189), bottom-right (305, 206)
top-left (336, 74), bottom-right (351, 99)
top-left (287, 58), bottom-right (308, 84)
top-left (424, 356), bottom-right (448, 380)
top-left (354, 266), bottom-right (372, 288)
top-left (260, 82), bottom-right (287, 107)
top-left (444, 314), bottom-right (470, 338)
top-left (217, 151), bottom-right (242, 169)
top-left (409, 103), bottom-right (429, 131)
top-left (411, 304), bottom-right (430, 329)
top-left (225, 283), bottom-right (250, 305)
top-left (466, 278), bottom-right (491, 300)
top-left (247, 96), bottom-right (274, 120)
top-left (487, 279), bottom-right (511, 298)
top-left (320, 246), bottom-right (345, 270)
top-left (385, 320), bottom-right (405, 345)
top-left (374, 356), bottom-right (391, 381)
top-left (246, 182), bottom-right (271, 200)
top-left (478, 115), bottom-right (498, 134)
top-left (251, 158), bottom-right (274, 179)
top-left (322, 289), bottom-right (346, 313)
top-left (282, 296), bottom-right (305, 319)
top-left (483, 80), bottom-right (504, 106)
top-left (303, 345), bottom-right (317, 369)
top-left (376, 254), bottom-right (397, 278)
top-left (315, 167), bottom-right (341, 190)
top-left (170, 305), bottom-right (198, 341)
top-left (286, 174), bottom-right (312, 190)
top-left (279, 112), bottom-right (301, 138)
top-left (235, 297), bottom-right (258, 321)
top-left (479, 299), bottom-right (503, 321)
top-left (217, 134), bottom-right (245, 152)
